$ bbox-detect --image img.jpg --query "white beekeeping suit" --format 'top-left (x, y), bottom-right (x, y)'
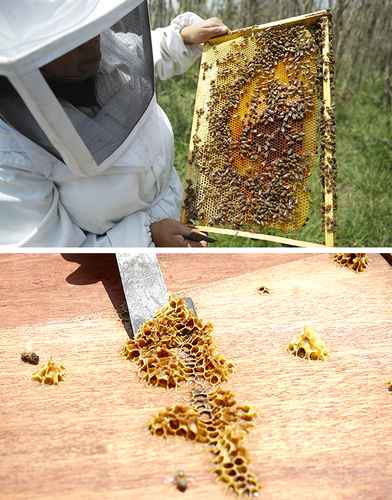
top-left (0, 0), bottom-right (203, 247)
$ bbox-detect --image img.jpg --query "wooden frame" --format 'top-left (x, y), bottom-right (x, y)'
top-left (182, 10), bottom-right (336, 248)
top-left (321, 17), bottom-right (335, 247)
top-left (195, 227), bottom-right (326, 248)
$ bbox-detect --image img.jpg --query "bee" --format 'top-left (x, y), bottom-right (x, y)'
top-left (173, 471), bottom-right (188, 492)
top-left (21, 351), bottom-right (39, 365)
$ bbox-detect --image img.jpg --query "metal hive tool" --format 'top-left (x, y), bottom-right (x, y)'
top-left (183, 10), bottom-right (336, 247)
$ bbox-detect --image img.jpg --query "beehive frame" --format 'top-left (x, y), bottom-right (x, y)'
top-left (182, 10), bottom-right (336, 248)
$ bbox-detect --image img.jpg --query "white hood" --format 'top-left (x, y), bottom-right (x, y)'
top-left (0, 0), bottom-right (152, 177)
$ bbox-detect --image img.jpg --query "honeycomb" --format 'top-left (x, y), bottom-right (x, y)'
top-left (333, 253), bottom-right (369, 273)
top-left (288, 325), bottom-right (329, 360)
top-left (122, 296), bottom-right (234, 389)
top-left (31, 358), bottom-right (66, 384)
top-left (149, 387), bottom-right (260, 496)
top-left (150, 404), bottom-right (205, 441)
top-left (122, 296), bottom-right (261, 496)
top-left (184, 14), bottom-right (336, 237)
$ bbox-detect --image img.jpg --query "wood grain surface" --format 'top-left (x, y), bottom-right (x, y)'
top-left (0, 253), bottom-right (391, 500)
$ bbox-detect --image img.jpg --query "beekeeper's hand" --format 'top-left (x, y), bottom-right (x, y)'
top-left (181, 18), bottom-right (229, 45)
top-left (151, 219), bottom-right (207, 248)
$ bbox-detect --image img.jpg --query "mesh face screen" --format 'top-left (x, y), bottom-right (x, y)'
top-left (185, 19), bottom-right (328, 234)
top-left (0, 1), bottom-right (154, 166)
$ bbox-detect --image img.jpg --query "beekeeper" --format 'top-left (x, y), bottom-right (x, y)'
top-left (0, 0), bottom-right (228, 247)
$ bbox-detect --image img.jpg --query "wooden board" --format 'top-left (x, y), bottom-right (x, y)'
top-left (0, 254), bottom-right (391, 500)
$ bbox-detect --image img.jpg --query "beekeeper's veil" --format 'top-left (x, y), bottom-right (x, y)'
top-left (0, 0), bottom-right (154, 175)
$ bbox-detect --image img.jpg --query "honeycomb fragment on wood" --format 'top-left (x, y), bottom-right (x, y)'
top-left (122, 296), bottom-right (234, 389)
top-left (149, 403), bottom-right (207, 442)
top-left (31, 358), bottom-right (65, 384)
top-left (288, 325), bottom-right (329, 360)
top-left (149, 387), bottom-right (260, 496)
top-left (128, 296), bottom-right (261, 495)
top-left (333, 253), bottom-right (369, 273)
top-left (213, 426), bottom-right (260, 496)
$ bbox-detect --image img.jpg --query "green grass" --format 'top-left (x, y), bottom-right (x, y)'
top-left (157, 69), bottom-right (392, 247)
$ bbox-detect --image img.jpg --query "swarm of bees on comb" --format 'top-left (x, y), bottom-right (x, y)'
top-left (185, 15), bottom-right (336, 237)
top-left (31, 358), bottom-right (66, 385)
top-left (288, 325), bottom-right (329, 360)
top-left (333, 253), bottom-right (369, 273)
top-left (123, 297), bottom-right (261, 496)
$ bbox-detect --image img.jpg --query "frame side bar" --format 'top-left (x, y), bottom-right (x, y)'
top-left (321, 17), bottom-right (336, 247)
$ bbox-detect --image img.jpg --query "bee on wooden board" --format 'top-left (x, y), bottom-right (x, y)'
top-left (173, 470), bottom-right (188, 493)
top-left (21, 351), bottom-right (40, 365)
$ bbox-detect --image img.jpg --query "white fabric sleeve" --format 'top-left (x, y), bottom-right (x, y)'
top-left (89, 167), bottom-right (182, 248)
top-left (147, 167), bottom-right (183, 224)
top-left (0, 161), bottom-right (86, 247)
top-left (151, 12), bottom-right (204, 81)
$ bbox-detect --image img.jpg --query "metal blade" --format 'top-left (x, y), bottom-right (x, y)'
top-left (116, 253), bottom-right (169, 338)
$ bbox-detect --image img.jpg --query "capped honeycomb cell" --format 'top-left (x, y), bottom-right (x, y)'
top-left (122, 296), bottom-right (233, 389)
top-left (288, 325), bottom-right (329, 360)
top-left (31, 358), bottom-right (65, 385)
top-left (184, 14), bottom-right (336, 238)
top-left (334, 253), bottom-right (369, 272)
